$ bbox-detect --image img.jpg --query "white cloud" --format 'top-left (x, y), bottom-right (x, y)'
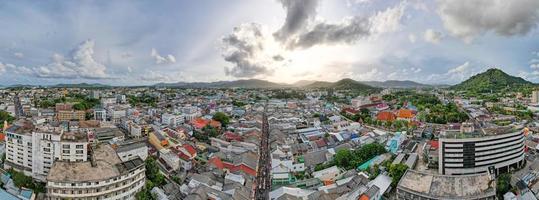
top-left (437, 0), bottom-right (539, 42)
top-left (13, 52), bottom-right (24, 59)
top-left (222, 0), bottom-right (407, 78)
top-left (31, 40), bottom-right (109, 79)
top-left (410, 67), bottom-right (422, 73)
top-left (369, 2), bottom-right (406, 34)
top-left (408, 33), bottom-right (416, 43)
top-left (448, 61), bottom-right (470, 74)
top-left (0, 62), bottom-right (6, 74)
top-left (424, 29), bottom-right (443, 44)
top-left (151, 48), bottom-right (176, 64)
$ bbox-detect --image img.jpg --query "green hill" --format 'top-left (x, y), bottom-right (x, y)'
top-left (305, 78), bottom-right (379, 91)
top-left (450, 68), bottom-right (533, 92)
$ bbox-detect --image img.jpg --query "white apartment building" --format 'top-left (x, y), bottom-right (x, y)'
top-left (46, 145), bottom-right (145, 200)
top-left (116, 140), bottom-right (148, 162)
top-left (439, 129), bottom-right (525, 176)
top-left (160, 149), bottom-right (180, 171)
top-left (532, 90), bottom-right (539, 104)
top-left (100, 97), bottom-right (117, 107)
top-left (5, 121), bottom-right (89, 181)
top-left (94, 108), bottom-right (107, 122)
top-left (161, 113), bottom-right (177, 126)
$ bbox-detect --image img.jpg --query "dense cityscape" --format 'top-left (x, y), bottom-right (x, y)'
top-left (0, 68), bottom-right (538, 199)
top-left (1, 0), bottom-right (539, 199)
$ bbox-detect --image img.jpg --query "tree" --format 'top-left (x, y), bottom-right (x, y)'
top-left (0, 111), bottom-right (15, 129)
top-left (335, 149), bottom-right (353, 169)
top-left (212, 112), bottom-right (230, 127)
top-left (203, 125), bottom-right (219, 137)
top-left (389, 164), bottom-right (408, 186)
top-left (497, 173), bottom-right (512, 198)
top-left (145, 157), bottom-right (165, 186)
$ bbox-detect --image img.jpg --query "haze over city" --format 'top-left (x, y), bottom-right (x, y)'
top-left (1, 0), bottom-right (539, 86)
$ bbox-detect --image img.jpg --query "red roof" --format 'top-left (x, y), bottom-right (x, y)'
top-left (397, 109), bottom-right (414, 118)
top-left (190, 118), bottom-right (222, 129)
top-left (191, 118), bottom-right (209, 129)
top-left (315, 139), bottom-right (327, 147)
top-left (182, 144), bottom-right (197, 156)
top-left (208, 156), bottom-right (256, 176)
top-left (428, 140), bottom-right (439, 150)
top-left (342, 108), bottom-right (359, 114)
top-left (377, 111), bottom-right (396, 121)
top-left (224, 132), bottom-right (243, 142)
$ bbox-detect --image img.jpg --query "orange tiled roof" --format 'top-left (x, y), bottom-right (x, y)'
top-left (377, 111), bottom-right (396, 121)
top-left (397, 109), bottom-right (414, 118)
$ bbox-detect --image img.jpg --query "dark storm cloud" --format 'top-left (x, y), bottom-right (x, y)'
top-left (222, 23), bottom-right (273, 77)
top-left (273, 0), bottom-right (320, 42)
top-left (290, 16), bottom-right (371, 49)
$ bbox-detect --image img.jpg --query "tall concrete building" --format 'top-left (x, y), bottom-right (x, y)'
top-left (46, 145), bottom-right (145, 200)
top-left (438, 127), bottom-right (525, 176)
top-left (532, 90), bottom-right (539, 104)
top-left (5, 120), bottom-right (89, 181)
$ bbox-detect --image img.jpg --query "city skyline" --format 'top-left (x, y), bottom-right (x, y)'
top-left (0, 0), bottom-right (539, 86)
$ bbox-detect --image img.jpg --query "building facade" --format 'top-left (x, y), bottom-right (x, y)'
top-left (57, 110), bottom-right (86, 121)
top-left (438, 130), bottom-right (525, 176)
top-left (46, 145), bottom-right (145, 200)
top-left (5, 123), bottom-right (89, 181)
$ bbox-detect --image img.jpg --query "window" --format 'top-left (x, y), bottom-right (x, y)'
top-left (62, 144), bottom-right (70, 149)
top-left (63, 150), bottom-right (70, 154)
top-left (76, 145), bottom-right (84, 149)
top-left (76, 150), bottom-right (84, 154)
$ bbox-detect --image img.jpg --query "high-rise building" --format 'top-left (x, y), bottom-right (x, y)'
top-left (438, 127), bottom-right (525, 176)
top-left (5, 120), bottom-right (89, 181)
top-left (532, 90), bottom-right (539, 104)
top-left (46, 145), bottom-right (145, 200)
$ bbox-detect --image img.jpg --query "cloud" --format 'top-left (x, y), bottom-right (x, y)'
top-left (151, 48), bottom-right (176, 64)
top-left (437, 0), bottom-right (539, 42)
top-left (530, 52), bottom-right (539, 69)
top-left (424, 29), bottom-right (443, 44)
top-left (221, 0), bottom-right (407, 78)
top-left (410, 67), bottom-right (422, 73)
top-left (369, 3), bottom-right (406, 34)
top-left (222, 23), bottom-right (276, 78)
top-left (0, 62), bottom-right (6, 74)
top-left (289, 16), bottom-right (372, 49)
top-left (30, 40), bottom-right (110, 79)
top-left (448, 61), bottom-right (470, 74)
top-left (408, 33), bottom-right (416, 43)
top-left (273, 0), bottom-right (319, 42)
top-left (13, 52), bottom-right (24, 59)
top-left (121, 52), bottom-right (133, 59)
top-left (279, 1), bottom-right (406, 49)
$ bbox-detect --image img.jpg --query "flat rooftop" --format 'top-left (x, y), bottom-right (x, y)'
top-left (47, 145), bottom-right (123, 183)
top-left (440, 126), bottom-right (521, 139)
top-left (397, 170), bottom-right (496, 199)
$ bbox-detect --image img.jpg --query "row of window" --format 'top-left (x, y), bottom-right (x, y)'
top-left (51, 168), bottom-right (144, 188)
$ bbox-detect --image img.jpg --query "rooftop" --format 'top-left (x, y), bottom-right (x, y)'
top-left (47, 145), bottom-right (125, 183)
top-left (397, 170), bottom-right (496, 199)
top-left (440, 126), bottom-right (522, 139)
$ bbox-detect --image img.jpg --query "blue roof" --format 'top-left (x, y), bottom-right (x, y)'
top-left (20, 189), bottom-right (33, 199)
top-left (0, 189), bottom-right (18, 200)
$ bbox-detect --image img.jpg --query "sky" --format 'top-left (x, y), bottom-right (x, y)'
top-left (0, 0), bottom-right (539, 86)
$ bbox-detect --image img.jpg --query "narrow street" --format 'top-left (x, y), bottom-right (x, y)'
top-left (255, 106), bottom-right (271, 200)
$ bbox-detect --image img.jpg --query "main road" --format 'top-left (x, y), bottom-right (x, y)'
top-left (255, 104), bottom-right (271, 199)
